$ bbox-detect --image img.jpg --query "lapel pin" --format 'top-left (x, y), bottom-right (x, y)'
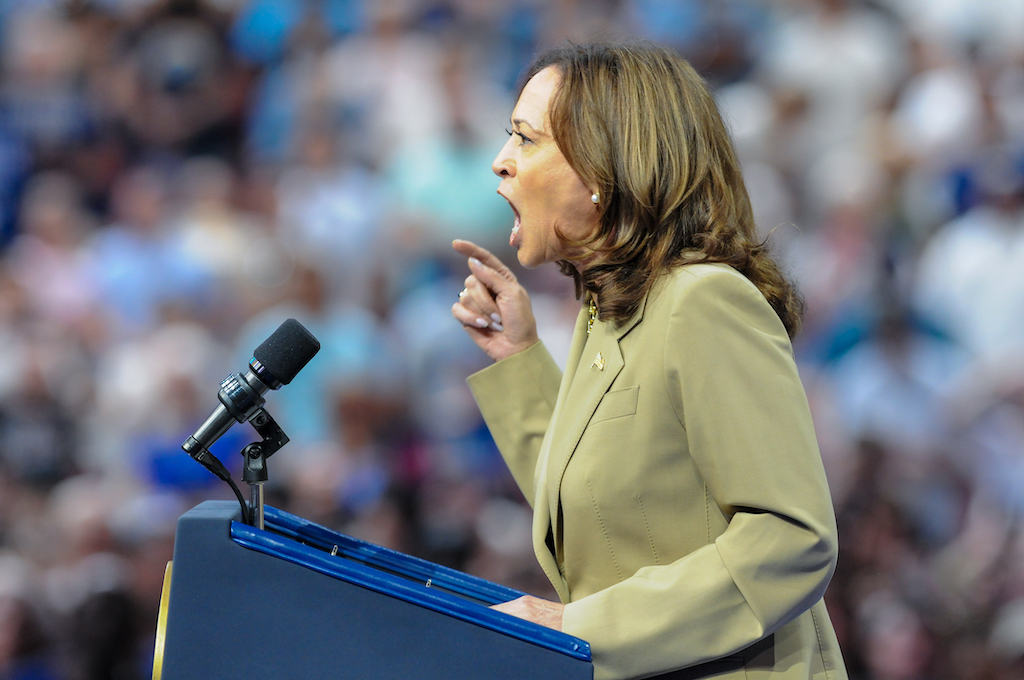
top-left (591, 352), bottom-right (605, 371)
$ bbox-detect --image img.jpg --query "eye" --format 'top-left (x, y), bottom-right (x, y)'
top-left (505, 128), bottom-right (532, 145)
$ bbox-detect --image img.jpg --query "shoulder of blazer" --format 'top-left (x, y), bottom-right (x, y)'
top-left (652, 261), bottom-right (791, 344)
top-left (619, 262), bottom-right (767, 339)
top-left (666, 261), bottom-right (752, 289)
top-left (650, 262), bottom-right (762, 311)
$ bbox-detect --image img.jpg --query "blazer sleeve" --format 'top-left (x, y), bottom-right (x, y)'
top-left (561, 270), bottom-right (839, 679)
top-left (466, 341), bottom-right (563, 508)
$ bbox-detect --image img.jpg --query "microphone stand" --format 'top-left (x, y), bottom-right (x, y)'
top-left (240, 408), bottom-right (289, 530)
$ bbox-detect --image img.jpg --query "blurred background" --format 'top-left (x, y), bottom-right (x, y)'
top-left (0, 0), bottom-right (1021, 678)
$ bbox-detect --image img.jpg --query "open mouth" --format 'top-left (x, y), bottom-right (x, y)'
top-left (503, 195), bottom-right (521, 247)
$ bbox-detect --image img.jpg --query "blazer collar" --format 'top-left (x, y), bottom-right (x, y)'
top-left (609, 292), bottom-right (647, 340)
top-left (561, 293), bottom-right (648, 387)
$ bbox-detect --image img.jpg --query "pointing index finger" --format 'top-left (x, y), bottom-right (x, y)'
top-left (452, 239), bottom-right (516, 282)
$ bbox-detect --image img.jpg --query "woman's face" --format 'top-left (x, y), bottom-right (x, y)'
top-left (492, 67), bottom-right (599, 269)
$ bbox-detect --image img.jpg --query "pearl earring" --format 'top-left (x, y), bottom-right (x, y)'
top-left (591, 193), bottom-right (599, 204)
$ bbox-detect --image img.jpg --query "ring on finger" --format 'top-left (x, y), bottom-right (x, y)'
top-left (458, 288), bottom-right (468, 300)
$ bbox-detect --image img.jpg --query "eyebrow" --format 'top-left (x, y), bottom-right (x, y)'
top-left (512, 118), bottom-right (546, 135)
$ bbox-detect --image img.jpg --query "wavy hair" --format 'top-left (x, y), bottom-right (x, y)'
top-left (525, 41), bottom-right (804, 338)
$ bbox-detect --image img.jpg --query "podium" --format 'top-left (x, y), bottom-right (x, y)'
top-left (153, 501), bottom-right (593, 679)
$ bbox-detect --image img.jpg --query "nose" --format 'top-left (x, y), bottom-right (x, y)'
top-left (492, 137), bottom-right (515, 178)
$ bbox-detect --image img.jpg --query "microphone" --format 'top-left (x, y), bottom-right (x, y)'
top-left (182, 319), bottom-right (321, 459)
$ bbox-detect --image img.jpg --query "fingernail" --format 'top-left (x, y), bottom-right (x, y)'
top-left (469, 257), bottom-right (482, 267)
top-left (490, 313), bottom-right (502, 323)
top-left (475, 317), bottom-right (489, 328)
top-left (491, 322), bottom-right (504, 332)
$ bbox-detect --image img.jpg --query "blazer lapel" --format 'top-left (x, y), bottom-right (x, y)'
top-left (543, 297), bottom-right (648, 571)
top-left (530, 304), bottom-right (590, 601)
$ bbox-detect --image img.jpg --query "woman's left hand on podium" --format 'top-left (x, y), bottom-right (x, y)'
top-left (490, 595), bottom-right (564, 631)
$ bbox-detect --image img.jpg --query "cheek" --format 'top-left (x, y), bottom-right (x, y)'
top-left (557, 188), bottom-right (600, 242)
top-left (546, 168), bottom-right (593, 220)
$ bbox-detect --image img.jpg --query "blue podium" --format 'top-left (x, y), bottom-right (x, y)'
top-left (153, 501), bottom-right (593, 679)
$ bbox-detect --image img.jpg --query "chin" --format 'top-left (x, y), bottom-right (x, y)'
top-left (515, 249), bottom-right (543, 270)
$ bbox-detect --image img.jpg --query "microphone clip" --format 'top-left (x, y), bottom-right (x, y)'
top-left (240, 408), bottom-right (289, 485)
top-left (241, 407), bottom-right (289, 529)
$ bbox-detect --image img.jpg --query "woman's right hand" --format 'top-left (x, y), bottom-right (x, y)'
top-left (452, 239), bottom-right (539, 363)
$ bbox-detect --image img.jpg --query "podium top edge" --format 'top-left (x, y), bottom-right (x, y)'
top-left (179, 501), bottom-right (592, 662)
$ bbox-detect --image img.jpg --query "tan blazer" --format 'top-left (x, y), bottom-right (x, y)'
top-left (468, 263), bottom-right (848, 680)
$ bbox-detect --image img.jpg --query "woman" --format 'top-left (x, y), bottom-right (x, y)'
top-left (452, 42), bottom-right (847, 680)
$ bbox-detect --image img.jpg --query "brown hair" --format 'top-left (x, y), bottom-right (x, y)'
top-left (526, 41), bottom-right (804, 338)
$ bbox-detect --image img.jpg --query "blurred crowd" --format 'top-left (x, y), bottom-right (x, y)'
top-left (0, 0), bottom-right (1021, 678)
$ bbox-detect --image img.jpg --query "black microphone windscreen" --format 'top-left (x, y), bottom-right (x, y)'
top-left (251, 319), bottom-right (321, 386)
